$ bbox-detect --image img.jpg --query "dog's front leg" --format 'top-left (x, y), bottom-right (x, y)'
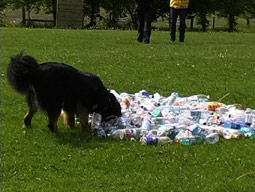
top-left (76, 103), bottom-right (89, 134)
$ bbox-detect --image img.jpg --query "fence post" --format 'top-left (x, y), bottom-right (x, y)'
top-left (190, 16), bottom-right (194, 29)
top-left (212, 16), bottom-right (215, 29)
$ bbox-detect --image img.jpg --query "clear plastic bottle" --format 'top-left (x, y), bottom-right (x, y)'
top-left (110, 129), bottom-right (125, 139)
top-left (223, 121), bottom-right (243, 129)
top-left (187, 124), bottom-right (199, 135)
top-left (95, 125), bottom-right (106, 138)
top-left (220, 129), bottom-right (241, 139)
top-left (126, 128), bottom-right (145, 139)
top-left (140, 136), bottom-right (172, 145)
top-left (245, 109), bottom-right (253, 126)
top-left (91, 113), bottom-right (102, 129)
top-left (240, 127), bottom-right (255, 135)
top-left (179, 136), bottom-right (203, 145)
top-left (161, 92), bottom-right (178, 106)
top-left (204, 132), bottom-right (219, 144)
top-left (117, 117), bottom-right (128, 129)
top-left (141, 119), bottom-right (151, 131)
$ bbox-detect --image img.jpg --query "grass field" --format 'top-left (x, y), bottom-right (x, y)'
top-left (1, 28), bottom-right (255, 192)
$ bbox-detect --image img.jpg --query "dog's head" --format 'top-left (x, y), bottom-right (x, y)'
top-left (99, 92), bottom-right (122, 121)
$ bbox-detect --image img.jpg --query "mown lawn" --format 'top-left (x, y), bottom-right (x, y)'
top-left (1, 28), bottom-right (255, 192)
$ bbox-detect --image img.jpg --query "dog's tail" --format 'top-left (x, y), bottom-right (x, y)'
top-left (7, 52), bottom-right (39, 94)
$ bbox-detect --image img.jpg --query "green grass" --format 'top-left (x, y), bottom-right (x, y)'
top-left (1, 28), bottom-right (255, 192)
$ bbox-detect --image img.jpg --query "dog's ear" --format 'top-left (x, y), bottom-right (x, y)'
top-left (109, 92), bottom-right (119, 102)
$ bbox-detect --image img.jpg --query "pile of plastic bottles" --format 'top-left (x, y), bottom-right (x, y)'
top-left (90, 90), bottom-right (255, 145)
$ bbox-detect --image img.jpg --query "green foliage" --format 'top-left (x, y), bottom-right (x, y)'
top-left (2, 0), bottom-right (255, 31)
top-left (1, 28), bottom-right (255, 192)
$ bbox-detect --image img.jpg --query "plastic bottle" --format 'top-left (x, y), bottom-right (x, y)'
top-left (141, 119), bottom-right (151, 131)
top-left (204, 132), bottom-right (219, 144)
top-left (152, 108), bottom-right (162, 117)
top-left (190, 111), bottom-right (202, 122)
top-left (117, 117), bottom-right (128, 129)
top-left (169, 129), bottom-right (181, 139)
top-left (240, 127), bottom-right (255, 135)
top-left (91, 113), bottom-right (102, 129)
top-left (245, 110), bottom-right (253, 126)
top-left (223, 121), bottom-right (244, 129)
top-left (95, 125), bottom-right (106, 138)
top-left (125, 128), bottom-right (144, 139)
top-left (104, 125), bottom-right (118, 134)
top-left (140, 136), bottom-right (172, 145)
top-left (110, 129), bottom-right (125, 139)
top-left (161, 92), bottom-right (178, 106)
top-left (139, 90), bottom-right (150, 98)
top-left (220, 129), bottom-right (241, 139)
top-left (179, 136), bottom-right (203, 145)
top-left (187, 124), bottom-right (199, 135)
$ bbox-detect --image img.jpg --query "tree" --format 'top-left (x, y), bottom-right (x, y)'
top-left (243, 0), bottom-right (255, 26)
top-left (121, 0), bottom-right (136, 29)
top-left (153, 0), bottom-right (169, 20)
top-left (84, 0), bottom-right (101, 28)
top-left (189, 0), bottom-right (216, 31)
top-left (100, 0), bottom-right (126, 28)
top-left (42, 0), bottom-right (57, 26)
top-left (218, 0), bottom-right (245, 31)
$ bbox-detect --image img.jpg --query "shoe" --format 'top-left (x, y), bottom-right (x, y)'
top-left (144, 39), bottom-right (150, 44)
top-left (137, 38), bottom-right (143, 43)
top-left (170, 38), bottom-right (175, 42)
top-left (137, 34), bottom-right (143, 43)
top-left (179, 40), bottom-right (184, 43)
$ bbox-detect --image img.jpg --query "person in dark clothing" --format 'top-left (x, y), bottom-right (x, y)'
top-left (135, 0), bottom-right (153, 44)
top-left (169, 0), bottom-right (189, 43)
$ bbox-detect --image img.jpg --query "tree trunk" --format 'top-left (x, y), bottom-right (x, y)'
top-left (52, 0), bottom-right (57, 26)
top-left (228, 14), bottom-right (237, 32)
top-left (22, 6), bottom-right (26, 25)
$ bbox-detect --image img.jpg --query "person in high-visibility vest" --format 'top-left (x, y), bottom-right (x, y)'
top-left (135, 0), bottom-right (154, 44)
top-left (169, 0), bottom-right (189, 42)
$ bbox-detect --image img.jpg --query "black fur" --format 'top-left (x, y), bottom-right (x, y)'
top-left (7, 53), bottom-right (121, 133)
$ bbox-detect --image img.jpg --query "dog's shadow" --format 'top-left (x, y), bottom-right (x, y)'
top-left (54, 128), bottom-right (118, 150)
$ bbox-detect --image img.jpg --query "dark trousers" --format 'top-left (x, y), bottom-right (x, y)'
top-left (169, 8), bottom-right (187, 42)
top-left (136, 9), bottom-right (152, 43)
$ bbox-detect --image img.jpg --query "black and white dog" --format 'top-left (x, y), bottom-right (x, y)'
top-left (7, 53), bottom-right (121, 133)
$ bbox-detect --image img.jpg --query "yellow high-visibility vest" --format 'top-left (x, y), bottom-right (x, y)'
top-left (170, 0), bottom-right (189, 9)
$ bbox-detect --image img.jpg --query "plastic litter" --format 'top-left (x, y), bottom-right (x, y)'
top-left (89, 90), bottom-right (255, 145)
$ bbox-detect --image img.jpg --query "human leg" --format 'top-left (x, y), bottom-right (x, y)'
top-left (136, 10), bottom-right (145, 42)
top-left (179, 9), bottom-right (187, 42)
top-left (170, 8), bottom-right (178, 42)
top-left (143, 9), bottom-right (152, 44)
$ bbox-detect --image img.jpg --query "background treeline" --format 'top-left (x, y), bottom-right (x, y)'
top-left (1, 0), bottom-right (255, 31)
